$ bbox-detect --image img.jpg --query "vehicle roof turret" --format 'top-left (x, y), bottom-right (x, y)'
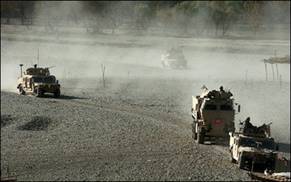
top-left (23, 64), bottom-right (50, 76)
top-left (199, 86), bottom-right (233, 100)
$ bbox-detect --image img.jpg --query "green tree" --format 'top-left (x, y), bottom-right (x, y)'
top-left (133, 2), bottom-right (152, 33)
top-left (243, 1), bottom-right (265, 35)
top-left (209, 1), bottom-right (243, 36)
top-left (156, 7), bottom-right (175, 33)
top-left (175, 1), bottom-right (200, 35)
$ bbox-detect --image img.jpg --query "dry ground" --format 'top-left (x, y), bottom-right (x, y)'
top-left (1, 77), bottom-right (290, 181)
top-left (1, 28), bottom-right (290, 181)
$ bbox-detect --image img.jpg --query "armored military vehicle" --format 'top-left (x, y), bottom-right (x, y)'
top-left (161, 47), bottom-right (187, 69)
top-left (229, 118), bottom-right (277, 172)
top-left (17, 64), bottom-right (61, 97)
top-left (191, 86), bottom-right (240, 144)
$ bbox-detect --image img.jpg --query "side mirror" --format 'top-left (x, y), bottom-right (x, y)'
top-left (238, 105), bottom-right (241, 112)
top-left (56, 80), bottom-right (59, 84)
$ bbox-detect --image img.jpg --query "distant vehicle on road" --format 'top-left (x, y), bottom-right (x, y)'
top-left (161, 47), bottom-right (187, 69)
top-left (191, 86), bottom-right (240, 144)
top-left (229, 118), bottom-right (278, 172)
top-left (17, 64), bottom-right (61, 98)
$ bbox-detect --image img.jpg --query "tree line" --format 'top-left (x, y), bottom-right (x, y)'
top-left (1, 1), bottom-right (290, 36)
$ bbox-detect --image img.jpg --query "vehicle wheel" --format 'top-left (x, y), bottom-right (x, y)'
top-left (197, 128), bottom-right (205, 144)
top-left (54, 89), bottom-right (60, 98)
top-left (192, 124), bottom-right (197, 140)
top-left (36, 88), bottom-right (43, 97)
top-left (238, 154), bottom-right (245, 169)
top-left (19, 87), bottom-right (25, 95)
top-left (229, 153), bottom-right (236, 163)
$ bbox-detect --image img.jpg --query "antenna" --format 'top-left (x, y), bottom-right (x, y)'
top-left (37, 48), bottom-right (40, 65)
top-left (19, 64), bottom-right (23, 77)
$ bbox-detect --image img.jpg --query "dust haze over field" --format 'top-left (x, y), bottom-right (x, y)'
top-left (1, 1), bottom-right (290, 181)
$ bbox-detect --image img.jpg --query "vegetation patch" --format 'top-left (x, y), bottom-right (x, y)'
top-left (1, 114), bottom-right (13, 128)
top-left (18, 116), bottom-right (52, 131)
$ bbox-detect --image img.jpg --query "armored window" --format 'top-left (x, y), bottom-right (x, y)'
top-left (262, 139), bottom-right (275, 150)
top-left (239, 138), bottom-right (257, 147)
top-left (32, 77), bottom-right (43, 82)
top-left (204, 104), bottom-right (217, 110)
top-left (220, 105), bottom-right (233, 111)
top-left (43, 76), bottom-right (56, 83)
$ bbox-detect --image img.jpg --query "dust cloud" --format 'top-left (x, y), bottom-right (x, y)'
top-left (1, 1), bottom-right (290, 143)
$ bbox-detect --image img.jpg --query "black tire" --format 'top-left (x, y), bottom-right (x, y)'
top-left (36, 88), bottom-right (43, 97)
top-left (197, 128), bottom-right (205, 144)
top-left (229, 152), bottom-right (236, 163)
top-left (54, 89), bottom-right (60, 98)
top-left (238, 154), bottom-right (245, 169)
top-left (19, 87), bottom-right (25, 95)
top-left (192, 123), bottom-right (197, 140)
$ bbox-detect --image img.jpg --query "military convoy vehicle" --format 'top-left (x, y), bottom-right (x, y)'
top-left (229, 118), bottom-right (278, 172)
top-left (17, 64), bottom-right (61, 97)
top-left (191, 86), bottom-right (240, 144)
top-left (161, 47), bottom-right (187, 69)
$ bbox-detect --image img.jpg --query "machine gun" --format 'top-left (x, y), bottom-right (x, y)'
top-left (239, 118), bottom-right (272, 138)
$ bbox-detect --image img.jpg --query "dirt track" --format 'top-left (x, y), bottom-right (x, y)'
top-left (1, 77), bottom-right (257, 181)
top-left (2, 76), bottom-right (290, 181)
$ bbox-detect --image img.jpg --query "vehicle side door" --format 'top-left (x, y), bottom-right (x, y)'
top-left (27, 78), bottom-right (33, 90)
top-left (232, 137), bottom-right (239, 161)
top-left (24, 77), bottom-right (28, 88)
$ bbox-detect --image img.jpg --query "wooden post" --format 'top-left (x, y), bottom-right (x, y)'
top-left (271, 64), bottom-right (275, 81)
top-left (264, 63), bottom-right (268, 81)
top-left (101, 64), bottom-right (106, 88)
top-left (245, 70), bottom-right (248, 85)
top-left (280, 74), bottom-right (282, 88)
top-left (275, 64), bottom-right (279, 81)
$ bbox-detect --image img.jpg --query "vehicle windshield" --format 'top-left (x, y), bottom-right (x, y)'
top-left (43, 76), bottom-right (56, 83)
top-left (220, 104), bottom-right (233, 111)
top-left (239, 137), bottom-right (275, 150)
top-left (204, 104), bottom-right (217, 110)
top-left (32, 76), bottom-right (56, 83)
top-left (168, 48), bottom-right (184, 59)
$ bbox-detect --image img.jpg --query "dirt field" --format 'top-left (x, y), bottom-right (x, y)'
top-left (1, 29), bottom-right (290, 180)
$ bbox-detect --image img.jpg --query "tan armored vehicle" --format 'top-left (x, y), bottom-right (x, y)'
top-left (191, 86), bottom-right (240, 144)
top-left (229, 117), bottom-right (278, 172)
top-left (161, 47), bottom-right (187, 69)
top-left (17, 64), bottom-right (61, 97)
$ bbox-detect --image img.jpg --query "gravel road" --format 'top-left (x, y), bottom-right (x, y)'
top-left (1, 78), bottom-right (256, 181)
